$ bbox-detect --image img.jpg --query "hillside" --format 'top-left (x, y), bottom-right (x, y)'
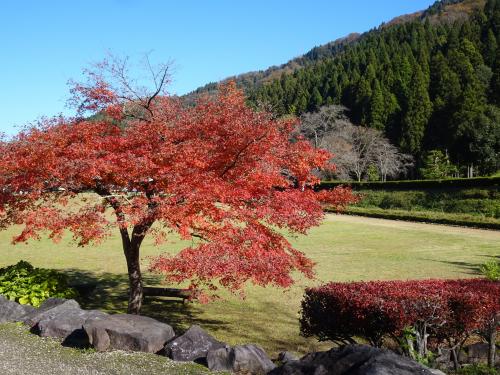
top-left (186, 0), bottom-right (500, 177)
top-left (184, 32), bottom-right (361, 105)
top-left (186, 0), bottom-right (485, 101)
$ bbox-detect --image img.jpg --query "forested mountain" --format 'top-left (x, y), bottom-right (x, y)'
top-left (187, 0), bottom-right (485, 99)
top-left (187, 0), bottom-right (500, 176)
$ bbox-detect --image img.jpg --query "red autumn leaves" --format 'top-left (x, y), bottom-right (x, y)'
top-left (0, 74), bottom-right (357, 296)
top-left (301, 279), bottom-right (500, 348)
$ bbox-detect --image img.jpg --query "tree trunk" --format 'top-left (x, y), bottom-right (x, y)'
top-left (104, 191), bottom-right (153, 315)
top-left (488, 318), bottom-right (497, 368)
top-left (124, 241), bottom-right (143, 314)
top-left (124, 222), bottom-right (153, 314)
top-left (356, 171), bottom-right (362, 182)
top-left (451, 346), bottom-right (460, 372)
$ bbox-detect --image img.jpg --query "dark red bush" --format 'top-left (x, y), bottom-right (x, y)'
top-left (300, 279), bottom-right (500, 349)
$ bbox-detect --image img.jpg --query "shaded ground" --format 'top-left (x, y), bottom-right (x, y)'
top-left (0, 323), bottom-right (211, 375)
top-left (0, 214), bottom-right (499, 356)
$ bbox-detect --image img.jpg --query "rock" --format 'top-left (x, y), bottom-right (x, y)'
top-left (38, 309), bottom-right (108, 346)
top-left (269, 344), bottom-right (436, 375)
top-left (207, 344), bottom-right (276, 374)
top-left (278, 351), bottom-right (299, 364)
top-left (23, 298), bottom-right (80, 327)
top-left (434, 348), bottom-right (452, 367)
top-left (83, 313), bottom-right (175, 353)
top-left (20, 297), bottom-right (107, 346)
top-left (164, 325), bottom-right (226, 362)
top-left (460, 343), bottom-right (499, 365)
top-left (206, 346), bottom-right (233, 372)
top-left (428, 369), bottom-right (447, 375)
top-left (0, 295), bottom-right (36, 323)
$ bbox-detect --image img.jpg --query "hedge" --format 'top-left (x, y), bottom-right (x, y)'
top-left (354, 189), bottom-right (500, 217)
top-left (300, 279), bottom-right (500, 358)
top-left (318, 177), bottom-right (500, 191)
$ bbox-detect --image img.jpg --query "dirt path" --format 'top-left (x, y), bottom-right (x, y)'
top-left (326, 213), bottom-right (500, 240)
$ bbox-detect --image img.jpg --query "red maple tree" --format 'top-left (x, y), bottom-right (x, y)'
top-left (0, 58), bottom-right (356, 314)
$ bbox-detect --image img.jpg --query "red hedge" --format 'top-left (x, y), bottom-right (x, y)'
top-left (300, 279), bottom-right (500, 347)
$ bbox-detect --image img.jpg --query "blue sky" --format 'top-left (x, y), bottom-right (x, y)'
top-left (0, 0), bottom-right (435, 135)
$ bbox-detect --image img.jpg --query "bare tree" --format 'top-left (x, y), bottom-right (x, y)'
top-left (68, 52), bottom-right (173, 123)
top-left (301, 105), bottom-right (412, 181)
top-left (373, 140), bottom-right (413, 182)
top-left (301, 105), bottom-right (351, 148)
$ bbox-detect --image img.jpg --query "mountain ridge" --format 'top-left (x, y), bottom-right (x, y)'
top-left (185, 0), bottom-right (486, 101)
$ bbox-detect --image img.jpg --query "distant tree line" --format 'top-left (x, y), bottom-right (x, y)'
top-left (249, 0), bottom-right (500, 177)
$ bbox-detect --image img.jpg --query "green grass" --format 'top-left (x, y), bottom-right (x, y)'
top-left (345, 206), bottom-right (500, 229)
top-left (0, 214), bottom-right (499, 357)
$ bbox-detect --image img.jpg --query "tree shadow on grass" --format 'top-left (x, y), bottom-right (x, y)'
top-left (64, 269), bottom-right (226, 334)
top-left (426, 254), bottom-right (500, 276)
top-left (63, 269), bottom-right (327, 354)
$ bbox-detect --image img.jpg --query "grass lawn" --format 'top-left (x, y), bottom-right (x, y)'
top-left (0, 214), bottom-right (499, 357)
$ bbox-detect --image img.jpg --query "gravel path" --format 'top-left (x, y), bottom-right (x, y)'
top-left (0, 323), bottom-right (211, 375)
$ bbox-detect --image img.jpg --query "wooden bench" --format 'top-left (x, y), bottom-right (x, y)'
top-left (143, 286), bottom-right (193, 302)
top-left (70, 283), bottom-right (193, 303)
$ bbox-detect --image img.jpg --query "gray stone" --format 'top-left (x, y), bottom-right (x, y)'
top-left (164, 325), bottom-right (226, 362)
top-left (38, 309), bottom-right (108, 346)
top-left (428, 369), bottom-right (447, 375)
top-left (269, 345), bottom-right (436, 375)
top-left (19, 297), bottom-right (107, 346)
top-left (206, 346), bottom-right (233, 372)
top-left (434, 348), bottom-right (452, 366)
top-left (0, 295), bottom-right (36, 323)
top-left (23, 298), bottom-right (80, 327)
top-left (278, 351), bottom-right (299, 364)
top-left (83, 313), bottom-right (175, 353)
top-left (207, 344), bottom-right (276, 374)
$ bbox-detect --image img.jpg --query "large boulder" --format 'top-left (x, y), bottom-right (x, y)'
top-left (0, 295), bottom-right (36, 323)
top-left (269, 345), bottom-right (436, 375)
top-left (207, 344), bottom-right (276, 374)
top-left (23, 298), bottom-right (80, 327)
top-left (164, 325), bottom-right (226, 362)
top-left (83, 313), bottom-right (175, 353)
top-left (38, 308), bottom-right (108, 346)
top-left (21, 298), bottom-right (106, 346)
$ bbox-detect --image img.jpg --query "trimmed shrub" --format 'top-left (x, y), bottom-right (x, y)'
top-left (318, 177), bottom-right (500, 191)
top-left (300, 279), bottom-right (500, 356)
top-left (353, 189), bottom-right (500, 218)
top-left (0, 260), bottom-right (77, 307)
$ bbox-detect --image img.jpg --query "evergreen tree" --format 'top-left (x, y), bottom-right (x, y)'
top-left (368, 79), bottom-right (385, 130)
top-left (310, 87), bottom-right (323, 111)
top-left (490, 49), bottom-right (500, 105)
top-left (400, 65), bottom-right (432, 155)
top-left (483, 29), bottom-right (497, 66)
top-left (420, 150), bottom-right (458, 179)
